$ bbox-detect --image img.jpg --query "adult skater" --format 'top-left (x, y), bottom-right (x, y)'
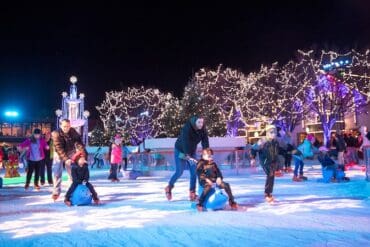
top-left (51, 119), bottom-right (85, 201)
top-left (165, 116), bottom-right (209, 201)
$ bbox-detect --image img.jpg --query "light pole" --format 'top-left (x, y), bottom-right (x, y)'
top-left (83, 110), bottom-right (90, 146)
top-left (55, 109), bottom-right (63, 129)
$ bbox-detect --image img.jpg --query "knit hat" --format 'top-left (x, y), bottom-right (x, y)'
top-left (265, 125), bottom-right (276, 131)
top-left (33, 128), bottom-right (41, 134)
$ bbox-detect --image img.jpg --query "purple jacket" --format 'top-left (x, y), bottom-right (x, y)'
top-left (19, 138), bottom-right (49, 160)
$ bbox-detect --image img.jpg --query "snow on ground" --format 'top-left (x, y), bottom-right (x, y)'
top-left (1, 162), bottom-right (370, 247)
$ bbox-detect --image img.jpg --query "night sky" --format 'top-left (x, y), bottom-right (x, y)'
top-left (1, 1), bottom-right (370, 120)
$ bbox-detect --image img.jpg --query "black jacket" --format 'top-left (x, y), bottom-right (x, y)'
top-left (52, 128), bottom-right (86, 162)
top-left (71, 163), bottom-right (89, 183)
top-left (175, 116), bottom-right (209, 156)
top-left (196, 159), bottom-right (223, 186)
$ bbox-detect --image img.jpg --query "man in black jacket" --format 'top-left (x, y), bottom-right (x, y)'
top-left (51, 119), bottom-right (87, 201)
top-left (165, 116), bottom-right (209, 201)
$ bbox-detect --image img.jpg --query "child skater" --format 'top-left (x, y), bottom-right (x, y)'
top-left (252, 125), bottom-right (280, 203)
top-left (196, 148), bottom-right (238, 211)
top-left (64, 143), bottom-right (100, 206)
top-left (108, 134), bottom-right (122, 182)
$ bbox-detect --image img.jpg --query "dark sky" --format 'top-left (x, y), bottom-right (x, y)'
top-left (1, 1), bottom-right (370, 120)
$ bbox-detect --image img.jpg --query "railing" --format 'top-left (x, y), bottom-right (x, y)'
top-left (125, 148), bottom-right (255, 174)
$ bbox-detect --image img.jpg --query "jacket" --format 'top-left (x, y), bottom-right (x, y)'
top-left (52, 128), bottom-right (86, 162)
top-left (71, 163), bottom-right (90, 183)
top-left (18, 138), bottom-right (48, 160)
top-left (175, 116), bottom-right (209, 156)
top-left (196, 159), bottom-right (223, 186)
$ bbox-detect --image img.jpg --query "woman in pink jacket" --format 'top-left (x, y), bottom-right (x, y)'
top-left (108, 134), bottom-right (123, 182)
top-left (18, 128), bottom-right (49, 190)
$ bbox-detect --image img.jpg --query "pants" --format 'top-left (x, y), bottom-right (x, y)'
top-left (26, 160), bottom-right (43, 186)
top-left (168, 148), bottom-right (197, 192)
top-left (198, 181), bottom-right (235, 206)
top-left (108, 163), bottom-right (118, 180)
top-left (65, 181), bottom-right (98, 201)
top-left (284, 153), bottom-right (292, 168)
top-left (293, 157), bottom-right (304, 177)
top-left (52, 154), bottom-right (72, 196)
top-left (337, 151), bottom-right (345, 166)
top-left (262, 161), bottom-right (277, 196)
top-left (40, 158), bottom-right (53, 185)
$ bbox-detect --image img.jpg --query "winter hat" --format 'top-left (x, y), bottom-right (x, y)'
top-left (319, 146), bottom-right (329, 152)
top-left (306, 134), bottom-right (315, 142)
top-left (265, 125), bottom-right (276, 131)
top-left (114, 134), bottom-right (122, 139)
top-left (33, 128), bottom-right (41, 134)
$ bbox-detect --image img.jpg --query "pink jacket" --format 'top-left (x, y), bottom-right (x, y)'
top-left (110, 144), bottom-right (122, 164)
top-left (19, 138), bottom-right (48, 160)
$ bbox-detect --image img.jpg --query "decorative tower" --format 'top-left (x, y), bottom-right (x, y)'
top-left (55, 76), bottom-right (89, 145)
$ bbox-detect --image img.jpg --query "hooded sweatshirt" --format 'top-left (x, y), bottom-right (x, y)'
top-left (175, 116), bottom-right (209, 156)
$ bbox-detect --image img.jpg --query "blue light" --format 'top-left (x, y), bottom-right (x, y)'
top-left (345, 60), bottom-right (349, 64)
top-left (340, 61), bottom-right (344, 65)
top-left (4, 111), bottom-right (19, 117)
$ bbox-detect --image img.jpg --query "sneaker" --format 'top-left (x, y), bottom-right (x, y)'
top-left (229, 201), bottom-right (238, 210)
top-left (196, 204), bottom-right (204, 212)
top-left (165, 185), bottom-right (172, 201)
top-left (52, 194), bottom-right (59, 201)
top-left (189, 191), bottom-right (198, 201)
top-left (292, 176), bottom-right (303, 182)
top-left (64, 199), bottom-right (72, 207)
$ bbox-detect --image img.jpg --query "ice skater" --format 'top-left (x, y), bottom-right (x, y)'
top-left (64, 143), bottom-right (99, 206)
top-left (253, 125), bottom-right (280, 203)
top-left (196, 148), bottom-right (238, 211)
top-left (165, 116), bottom-right (209, 201)
top-left (108, 134), bottom-right (122, 182)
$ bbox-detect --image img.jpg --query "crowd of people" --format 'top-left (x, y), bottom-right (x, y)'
top-left (0, 117), bottom-right (370, 211)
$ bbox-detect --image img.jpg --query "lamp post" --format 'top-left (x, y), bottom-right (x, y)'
top-left (83, 110), bottom-right (90, 146)
top-left (55, 109), bottom-right (63, 129)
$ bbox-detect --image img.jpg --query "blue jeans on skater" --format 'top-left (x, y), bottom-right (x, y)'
top-left (293, 156), bottom-right (304, 177)
top-left (169, 148), bottom-right (197, 191)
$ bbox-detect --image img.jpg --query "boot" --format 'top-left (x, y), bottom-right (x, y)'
top-left (292, 175), bottom-right (303, 182)
top-left (165, 185), bottom-right (173, 201)
top-left (274, 170), bottom-right (283, 177)
top-left (52, 194), bottom-right (59, 201)
top-left (265, 194), bottom-right (274, 203)
top-left (196, 204), bottom-right (204, 212)
top-left (93, 197), bottom-right (100, 204)
top-left (189, 191), bottom-right (198, 201)
top-left (64, 199), bottom-right (72, 207)
top-left (229, 201), bottom-right (238, 210)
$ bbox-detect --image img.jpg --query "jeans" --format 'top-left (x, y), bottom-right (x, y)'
top-left (293, 156), bottom-right (304, 176)
top-left (262, 161), bottom-right (277, 196)
top-left (168, 148), bottom-right (197, 192)
top-left (52, 153), bottom-right (72, 196)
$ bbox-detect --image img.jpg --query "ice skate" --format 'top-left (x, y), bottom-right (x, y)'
top-left (165, 185), bottom-right (172, 201)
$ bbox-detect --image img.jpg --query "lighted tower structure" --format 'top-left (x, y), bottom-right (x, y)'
top-left (55, 76), bottom-right (90, 145)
